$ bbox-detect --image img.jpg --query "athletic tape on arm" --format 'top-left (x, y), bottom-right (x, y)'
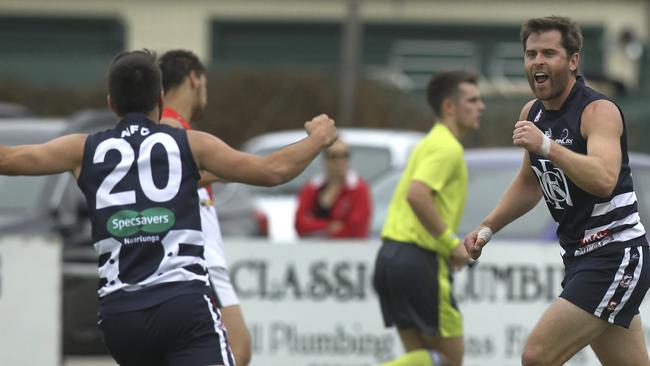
top-left (540, 134), bottom-right (551, 158)
top-left (477, 227), bottom-right (493, 243)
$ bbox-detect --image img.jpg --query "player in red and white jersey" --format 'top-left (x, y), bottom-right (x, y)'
top-left (159, 50), bottom-right (251, 366)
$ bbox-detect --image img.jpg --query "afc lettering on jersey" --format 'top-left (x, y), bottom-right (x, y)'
top-left (120, 124), bottom-right (151, 138)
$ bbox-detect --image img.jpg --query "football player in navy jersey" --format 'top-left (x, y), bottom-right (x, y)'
top-left (464, 16), bottom-right (650, 366)
top-left (0, 49), bottom-right (337, 366)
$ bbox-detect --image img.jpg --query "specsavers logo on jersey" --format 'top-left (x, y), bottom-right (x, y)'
top-left (107, 208), bottom-right (175, 237)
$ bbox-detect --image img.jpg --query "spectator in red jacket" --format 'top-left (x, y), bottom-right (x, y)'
top-left (295, 139), bottom-right (372, 238)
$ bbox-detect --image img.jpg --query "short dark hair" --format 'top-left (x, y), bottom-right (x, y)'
top-left (159, 50), bottom-right (206, 93)
top-left (107, 49), bottom-right (162, 116)
top-left (426, 70), bottom-right (479, 118)
top-left (520, 16), bottom-right (583, 57)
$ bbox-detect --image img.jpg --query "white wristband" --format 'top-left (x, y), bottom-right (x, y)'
top-left (540, 134), bottom-right (551, 158)
top-left (477, 227), bottom-right (493, 243)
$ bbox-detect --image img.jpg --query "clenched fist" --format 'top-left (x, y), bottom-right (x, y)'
top-left (305, 114), bottom-right (338, 148)
top-left (513, 120), bottom-right (547, 155)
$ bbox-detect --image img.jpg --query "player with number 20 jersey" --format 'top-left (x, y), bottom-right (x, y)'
top-left (78, 112), bottom-right (210, 312)
top-left (78, 112), bottom-right (234, 365)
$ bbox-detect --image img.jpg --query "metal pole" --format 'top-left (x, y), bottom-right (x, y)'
top-left (644, 0), bottom-right (650, 94)
top-left (339, 0), bottom-right (362, 126)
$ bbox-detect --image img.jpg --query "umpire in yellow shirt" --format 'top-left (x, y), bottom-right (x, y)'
top-left (374, 70), bottom-right (485, 366)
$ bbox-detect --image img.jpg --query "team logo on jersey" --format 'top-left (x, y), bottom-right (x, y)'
top-left (555, 129), bottom-right (573, 145)
top-left (200, 198), bottom-right (214, 207)
top-left (533, 109), bottom-right (543, 123)
top-left (532, 159), bottom-right (574, 210)
top-left (107, 207), bottom-right (175, 237)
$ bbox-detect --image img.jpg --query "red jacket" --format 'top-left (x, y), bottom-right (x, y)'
top-left (294, 171), bottom-right (371, 238)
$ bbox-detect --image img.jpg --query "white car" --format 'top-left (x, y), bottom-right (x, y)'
top-left (242, 128), bottom-right (425, 242)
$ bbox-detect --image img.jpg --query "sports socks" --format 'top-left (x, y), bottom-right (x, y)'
top-left (380, 349), bottom-right (444, 366)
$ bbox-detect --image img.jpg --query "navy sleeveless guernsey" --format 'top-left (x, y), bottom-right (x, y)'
top-left (526, 76), bottom-right (646, 257)
top-left (77, 113), bottom-right (209, 314)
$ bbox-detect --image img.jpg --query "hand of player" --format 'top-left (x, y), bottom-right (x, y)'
top-left (305, 114), bottom-right (338, 148)
top-left (513, 120), bottom-right (545, 154)
top-left (449, 242), bottom-right (471, 271)
top-left (463, 228), bottom-right (489, 260)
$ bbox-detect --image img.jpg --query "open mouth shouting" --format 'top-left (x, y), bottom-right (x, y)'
top-left (534, 71), bottom-right (550, 87)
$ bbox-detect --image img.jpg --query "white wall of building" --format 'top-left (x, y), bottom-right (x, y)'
top-left (0, 236), bottom-right (61, 366)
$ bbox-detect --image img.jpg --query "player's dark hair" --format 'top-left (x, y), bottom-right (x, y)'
top-left (159, 50), bottom-right (206, 93)
top-left (107, 49), bottom-right (162, 116)
top-left (426, 70), bottom-right (479, 119)
top-left (521, 16), bottom-right (583, 58)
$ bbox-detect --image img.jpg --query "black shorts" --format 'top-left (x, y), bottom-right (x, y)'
top-left (98, 293), bottom-right (234, 366)
top-left (372, 239), bottom-right (462, 337)
top-left (561, 244), bottom-right (650, 328)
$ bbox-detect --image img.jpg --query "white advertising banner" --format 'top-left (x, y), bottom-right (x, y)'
top-left (224, 239), bottom-right (650, 366)
top-left (0, 236), bottom-right (61, 366)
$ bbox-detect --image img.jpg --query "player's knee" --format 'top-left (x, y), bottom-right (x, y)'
top-left (521, 343), bottom-right (546, 366)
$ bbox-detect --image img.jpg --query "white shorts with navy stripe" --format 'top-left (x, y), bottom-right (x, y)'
top-left (560, 242), bottom-right (650, 328)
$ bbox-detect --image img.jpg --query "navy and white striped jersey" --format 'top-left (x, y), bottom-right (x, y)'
top-left (77, 113), bottom-right (209, 314)
top-left (527, 76), bottom-right (646, 257)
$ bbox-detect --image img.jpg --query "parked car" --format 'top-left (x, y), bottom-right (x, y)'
top-left (242, 128), bottom-right (426, 241)
top-left (371, 147), bottom-right (650, 240)
top-left (212, 182), bottom-right (268, 237)
top-left (0, 101), bottom-right (30, 118)
top-left (0, 111), bottom-right (113, 249)
top-left (0, 110), bottom-right (266, 355)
